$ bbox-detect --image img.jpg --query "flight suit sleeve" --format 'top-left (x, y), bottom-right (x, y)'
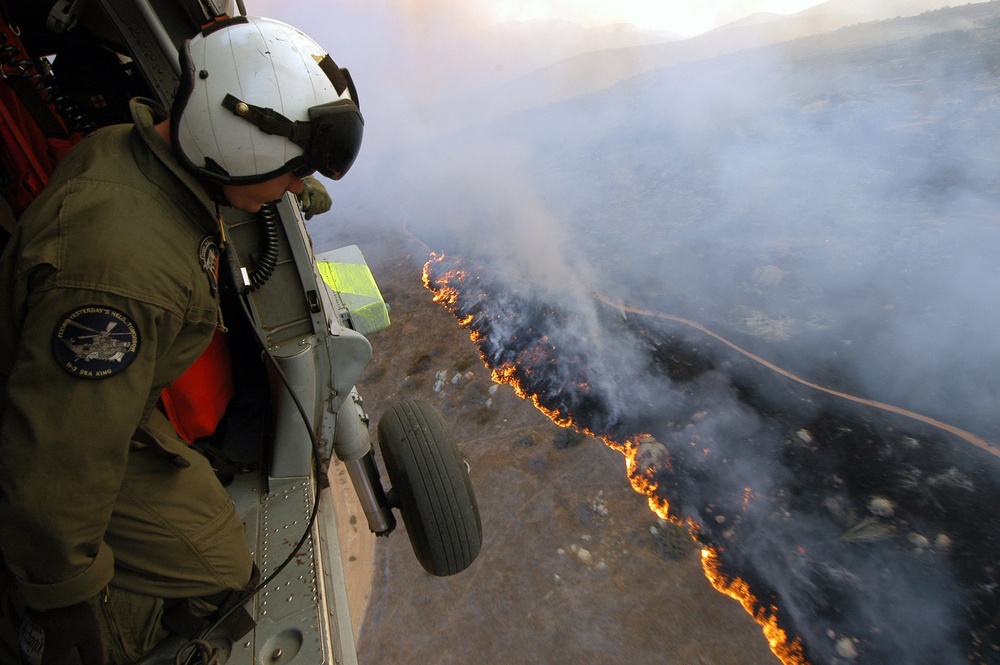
top-left (0, 281), bottom-right (188, 609)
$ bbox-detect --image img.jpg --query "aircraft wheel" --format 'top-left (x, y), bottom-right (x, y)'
top-left (377, 399), bottom-right (482, 576)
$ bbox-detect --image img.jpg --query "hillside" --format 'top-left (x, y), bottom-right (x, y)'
top-left (447, 1), bottom-right (999, 127)
top-left (307, 3), bottom-right (1000, 663)
top-left (391, 0), bottom-right (1000, 441)
top-left (318, 221), bottom-right (780, 664)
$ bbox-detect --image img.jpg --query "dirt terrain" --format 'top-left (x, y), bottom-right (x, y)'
top-left (320, 220), bottom-right (779, 665)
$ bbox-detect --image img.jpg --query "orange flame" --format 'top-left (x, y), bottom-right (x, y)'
top-left (701, 549), bottom-right (809, 665)
top-left (423, 255), bottom-right (811, 665)
top-left (423, 253), bottom-right (460, 307)
top-left (489, 361), bottom-right (575, 428)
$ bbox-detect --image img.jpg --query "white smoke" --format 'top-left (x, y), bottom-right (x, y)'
top-left (253, 1), bottom-right (1000, 662)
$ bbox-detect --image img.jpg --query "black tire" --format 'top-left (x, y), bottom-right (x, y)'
top-left (376, 399), bottom-right (482, 576)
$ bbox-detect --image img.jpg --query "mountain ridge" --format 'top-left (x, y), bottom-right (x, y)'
top-left (444, 0), bottom-right (996, 130)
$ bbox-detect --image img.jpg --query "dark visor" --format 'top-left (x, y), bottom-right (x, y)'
top-left (219, 63), bottom-right (364, 182)
top-left (305, 99), bottom-right (364, 180)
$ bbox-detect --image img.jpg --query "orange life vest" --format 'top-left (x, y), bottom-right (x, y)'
top-left (160, 329), bottom-right (235, 444)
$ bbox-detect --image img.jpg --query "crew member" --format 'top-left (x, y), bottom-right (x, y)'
top-left (0, 15), bottom-right (363, 664)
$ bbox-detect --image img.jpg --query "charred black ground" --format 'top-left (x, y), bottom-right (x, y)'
top-left (425, 254), bottom-right (1000, 665)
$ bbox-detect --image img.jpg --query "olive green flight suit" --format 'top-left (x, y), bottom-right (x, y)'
top-left (0, 98), bottom-right (253, 662)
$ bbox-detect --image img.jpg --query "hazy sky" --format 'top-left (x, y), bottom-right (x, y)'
top-left (480, 0), bottom-right (827, 35)
top-left (256, 0), bottom-right (829, 37)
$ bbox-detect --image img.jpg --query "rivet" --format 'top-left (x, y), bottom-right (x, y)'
top-left (198, 69), bottom-right (209, 79)
top-left (235, 102), bottom-right (250, 116)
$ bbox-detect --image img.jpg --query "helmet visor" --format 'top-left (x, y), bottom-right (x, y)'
top-left (306, 99), bottom-right (364, 180)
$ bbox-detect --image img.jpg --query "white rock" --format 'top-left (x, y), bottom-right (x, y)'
top-left (867, 496), bottom-right (894, 518)
top-left (634, 436), bottom-right (669, 475)
top-left (755, 265), bottom-right (785, 287)
top-left (835, 637), bottom-right (858, 660)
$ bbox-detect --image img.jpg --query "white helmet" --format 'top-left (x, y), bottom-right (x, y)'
top-left (171, 15), bottom-right (363, 184)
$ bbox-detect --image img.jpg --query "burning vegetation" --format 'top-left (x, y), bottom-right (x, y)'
top-left (423, 253), bottom-right (1000, 665)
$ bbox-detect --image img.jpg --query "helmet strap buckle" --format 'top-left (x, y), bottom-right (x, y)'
top-left (221, 94), bottom-right (312, 147)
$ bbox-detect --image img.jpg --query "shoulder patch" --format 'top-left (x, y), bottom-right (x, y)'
top-left (199, 235), bottom-right (221, 297)
top-left (52, 306), bottom-right (141, 379)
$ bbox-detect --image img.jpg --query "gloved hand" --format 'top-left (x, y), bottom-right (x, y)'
top-left (18, 601), bottom-right (104, 665)
top-left (297, 175), bottom-right (331, 220)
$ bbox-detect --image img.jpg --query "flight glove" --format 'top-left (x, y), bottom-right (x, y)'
top-left (19, 601), bottom-right (104, 665)
top-left (298, 175), bottom-right (332, 220)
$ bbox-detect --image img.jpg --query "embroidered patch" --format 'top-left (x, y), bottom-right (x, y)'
top-left (17, 615), bottom-right (44, 665)
top-left (199, 235), bottom-right (221, 297)
top-left (52, 306), bottom-right (141, 379)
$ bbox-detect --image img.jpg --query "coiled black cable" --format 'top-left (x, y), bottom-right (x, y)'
top-left (247, 202), bottom-right (279, 291)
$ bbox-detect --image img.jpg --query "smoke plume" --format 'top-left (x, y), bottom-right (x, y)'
top-left (258, 1), bottom-right (1000, 662)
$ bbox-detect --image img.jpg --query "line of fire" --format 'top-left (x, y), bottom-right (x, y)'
top-left (423, 252), bottom-right (1000, 665)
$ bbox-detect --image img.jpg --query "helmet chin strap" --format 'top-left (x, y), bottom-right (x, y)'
top-left (204, 173), bottom-right (229, 202)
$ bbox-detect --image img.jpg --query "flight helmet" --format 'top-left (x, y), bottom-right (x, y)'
top-left (172, 15), bottom-right (363, 185)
